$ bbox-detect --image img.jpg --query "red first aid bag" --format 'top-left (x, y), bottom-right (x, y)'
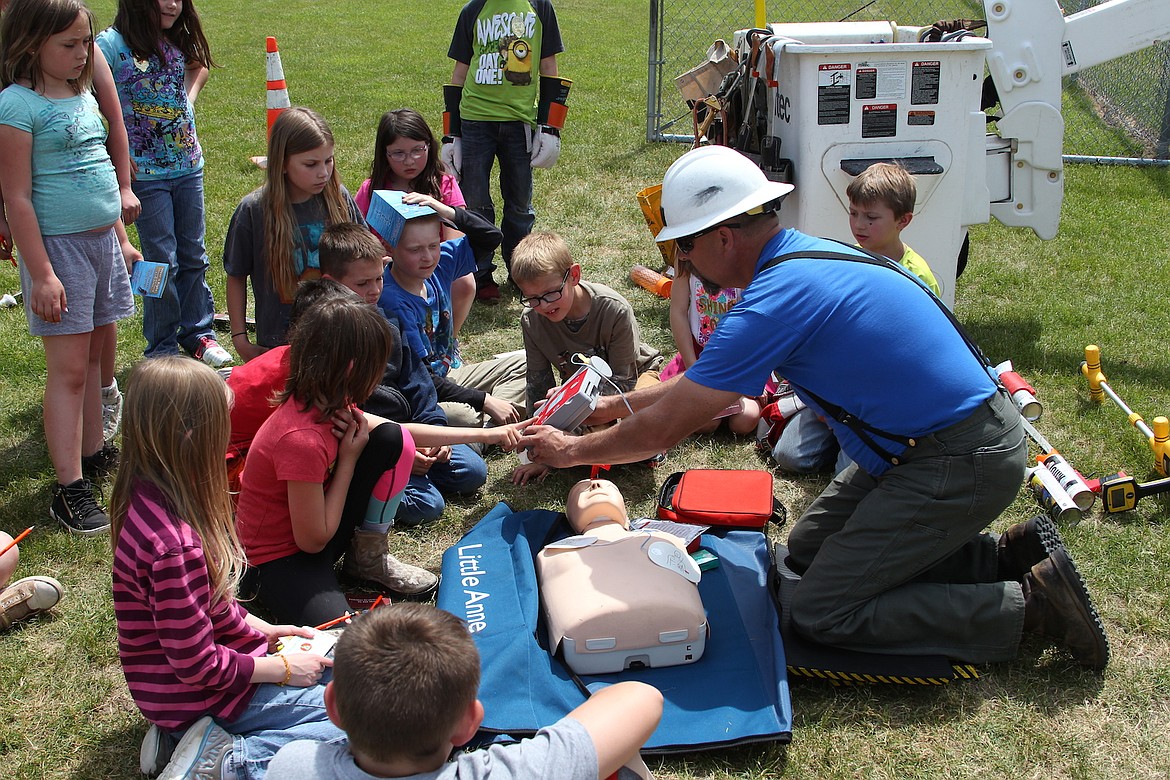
top-left (657, 469), bottom-right (785, 530)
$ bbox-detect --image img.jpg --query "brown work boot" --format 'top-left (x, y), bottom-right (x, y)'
top-left (0, 576), bottom-right (64, 630)
top-left (998, 514), bottom-right (1065, 581)
top-left (342, 530), bottom-right (438, 601)
top-left (1022, 548), bottom-right (1109, 670)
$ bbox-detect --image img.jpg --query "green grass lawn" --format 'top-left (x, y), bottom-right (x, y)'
top-left (2, 0), bottom-right (1169, 777)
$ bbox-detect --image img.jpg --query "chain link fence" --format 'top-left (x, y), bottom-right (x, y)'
top-left (647, 0), bottom-right (1170, 163)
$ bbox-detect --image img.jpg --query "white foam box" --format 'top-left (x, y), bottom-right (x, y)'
top-left (365, 190), bottom-right (436, 246)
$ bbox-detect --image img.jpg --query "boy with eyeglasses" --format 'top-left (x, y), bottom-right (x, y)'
top-left (377, 194), bottom-right (528, 432)
top-left (511, 232), bottom-right (662, 485)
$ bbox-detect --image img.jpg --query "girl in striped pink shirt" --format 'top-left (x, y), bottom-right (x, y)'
top-left (110, 356), bottom-right (343, 779)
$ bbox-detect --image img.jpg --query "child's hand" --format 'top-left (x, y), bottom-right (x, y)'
top-left (491, 418), bottom-right (533, 451)
top-left (31, 274), bottom-right (67, 323)
top-left (401, 192), bottom-right (455, 221)
top-left (337, 407), bottom-right (370, 461)
top-left (482, 394), bottom-right (520, 425)
top-left (122, 242), bottom-right (143, 274)
top-left (233, 337), bottom-right (266, 363)
top-left (120, 186), bottom-right (141, 226)
top-left (283, 652), bottom-right (333, 687)
top-left (0, 215), bottom-right (12, 265)
top-left (411, 447), bottom-right (438, 476)
top-left (511, 462), bottom-right (551, 486)
top-left (262, 624), bottom-right (313, 651)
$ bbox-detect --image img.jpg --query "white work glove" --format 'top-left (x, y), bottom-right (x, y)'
top-left (441, 137), bottom-right (462, 178)
top-left (529, 126), bottom-right (561, 169)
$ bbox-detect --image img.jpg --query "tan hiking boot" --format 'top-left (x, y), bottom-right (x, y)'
top-left (342, 530), bottom-right (438, 600)
top-left (0, 576), bottom-right (64, 630)
top-left (1023, 548), bottom-right (1109, 670)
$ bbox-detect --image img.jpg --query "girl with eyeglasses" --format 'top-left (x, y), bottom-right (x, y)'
top-left (354, 108), bottom-right (464, 218)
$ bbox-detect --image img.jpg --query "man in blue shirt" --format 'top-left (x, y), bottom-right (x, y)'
top-left (520, 146), bottom-right (1108, 670)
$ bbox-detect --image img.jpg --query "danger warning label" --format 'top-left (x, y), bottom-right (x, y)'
top-left (861, 103), bottom-right (897, 138)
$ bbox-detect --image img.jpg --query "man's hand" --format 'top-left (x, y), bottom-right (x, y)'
top-left (518, 424), bottom-right (579, 468)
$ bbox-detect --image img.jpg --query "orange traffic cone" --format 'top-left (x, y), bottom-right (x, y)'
top-left (250, 36), bottom-right (291, 168)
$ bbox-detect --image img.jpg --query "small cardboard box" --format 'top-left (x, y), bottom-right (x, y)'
top-left (130, 260), bottom-right (169, 298)
top-left (674, 40), bottom-right (737, 103)
top-left (366, 190), bottom-right (436, 247)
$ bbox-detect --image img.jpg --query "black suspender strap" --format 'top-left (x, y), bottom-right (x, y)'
top-left (758, 243), bottom-right (997, 466)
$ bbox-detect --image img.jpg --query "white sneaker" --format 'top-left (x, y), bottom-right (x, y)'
top-left (157, 716), bottom-right (232, 780)
top-left (194, 336), bottom-right (233, 369)
top-left (101, 380), bottom-right (122, 441)
top-left (140, 723), bottom-right (177, 777)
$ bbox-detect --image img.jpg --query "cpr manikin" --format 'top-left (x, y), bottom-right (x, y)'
top-left (536, 479), bottom-right (708, 675)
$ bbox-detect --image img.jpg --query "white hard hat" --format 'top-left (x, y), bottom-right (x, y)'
top-left (655, 146), bottom-right (794, 243)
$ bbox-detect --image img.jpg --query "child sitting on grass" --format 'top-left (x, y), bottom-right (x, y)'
top-left (0, 529), bottom-right (63, 631)
top-left (268, 602), bottom-right (663, 780)
top-left (235, 295), bottom-right (523, 626)
top-left (320, 223), bottom-right (493, 528)
top-left (376, 193), bottom-right (526, 430)
top-left (510, 231), bottom-right (663, 485)
top-left (111, 356), bottom-right (341, 779)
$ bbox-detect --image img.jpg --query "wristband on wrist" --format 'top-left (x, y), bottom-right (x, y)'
top-left (277, 654), bottom-right (291, 686)
top-left (231, 331), bottom-right (246, 339)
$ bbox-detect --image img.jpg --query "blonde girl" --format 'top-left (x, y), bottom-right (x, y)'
top-left (235, 296), bottom-right (523, 626)
top-left (223, 106), bottom-right (362, 361)
top-left (0, 0), bottom-right (136, 535)
top-left (110, 357), bottom-right (343, 778)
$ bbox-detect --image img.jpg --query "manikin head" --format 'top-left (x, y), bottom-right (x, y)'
top-left (566, 479), bottom-right (630, 533)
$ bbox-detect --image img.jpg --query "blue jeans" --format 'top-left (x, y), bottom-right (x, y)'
top-left (459, 119), bottom-right (535, 283)
top-left (133, 171), bottom-right (216, 357)
top-left (215, 673), bottom-right (346, 780)
top-left (786, 390), bottom-right (1028, 663)
top-left (770, 407), bottom-right (839, 474)
top-left (396, 443), bottom-right (487, 526)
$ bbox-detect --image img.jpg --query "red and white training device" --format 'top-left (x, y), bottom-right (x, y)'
top-left (519, 356), bottom-right (609, 464)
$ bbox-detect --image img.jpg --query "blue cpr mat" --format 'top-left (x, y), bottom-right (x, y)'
top-left (437, 503), bottom-right (792, 753)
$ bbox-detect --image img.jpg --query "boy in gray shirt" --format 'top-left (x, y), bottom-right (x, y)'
top-left (268, 603), bottom-right (662, 779)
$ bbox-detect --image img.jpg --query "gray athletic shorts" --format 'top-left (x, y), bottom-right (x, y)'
top-left (19, 228), bottom-right (136, 337)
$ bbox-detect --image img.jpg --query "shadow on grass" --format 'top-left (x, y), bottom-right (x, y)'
top-left (777, 637), bottom-right (1107, 740)
top-left (655, 740), bottom-right (790, 777)
top-left (0, 404), bottom-right (48, 489)
top-left (68, 721), bottom-right (143, 780)
top-left (967, 317), bottom-right (1170, 388)
top-left (1137, 164), bottom-right (1170, 198)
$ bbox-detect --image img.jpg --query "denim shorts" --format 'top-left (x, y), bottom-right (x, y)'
top-left (20, 227), bottom-right (136, 336)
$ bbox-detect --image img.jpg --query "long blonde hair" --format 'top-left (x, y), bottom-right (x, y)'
top-left (110, 357), bottom-right (244, 605)
top-left (264, 107), bottom-right (349, 302)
